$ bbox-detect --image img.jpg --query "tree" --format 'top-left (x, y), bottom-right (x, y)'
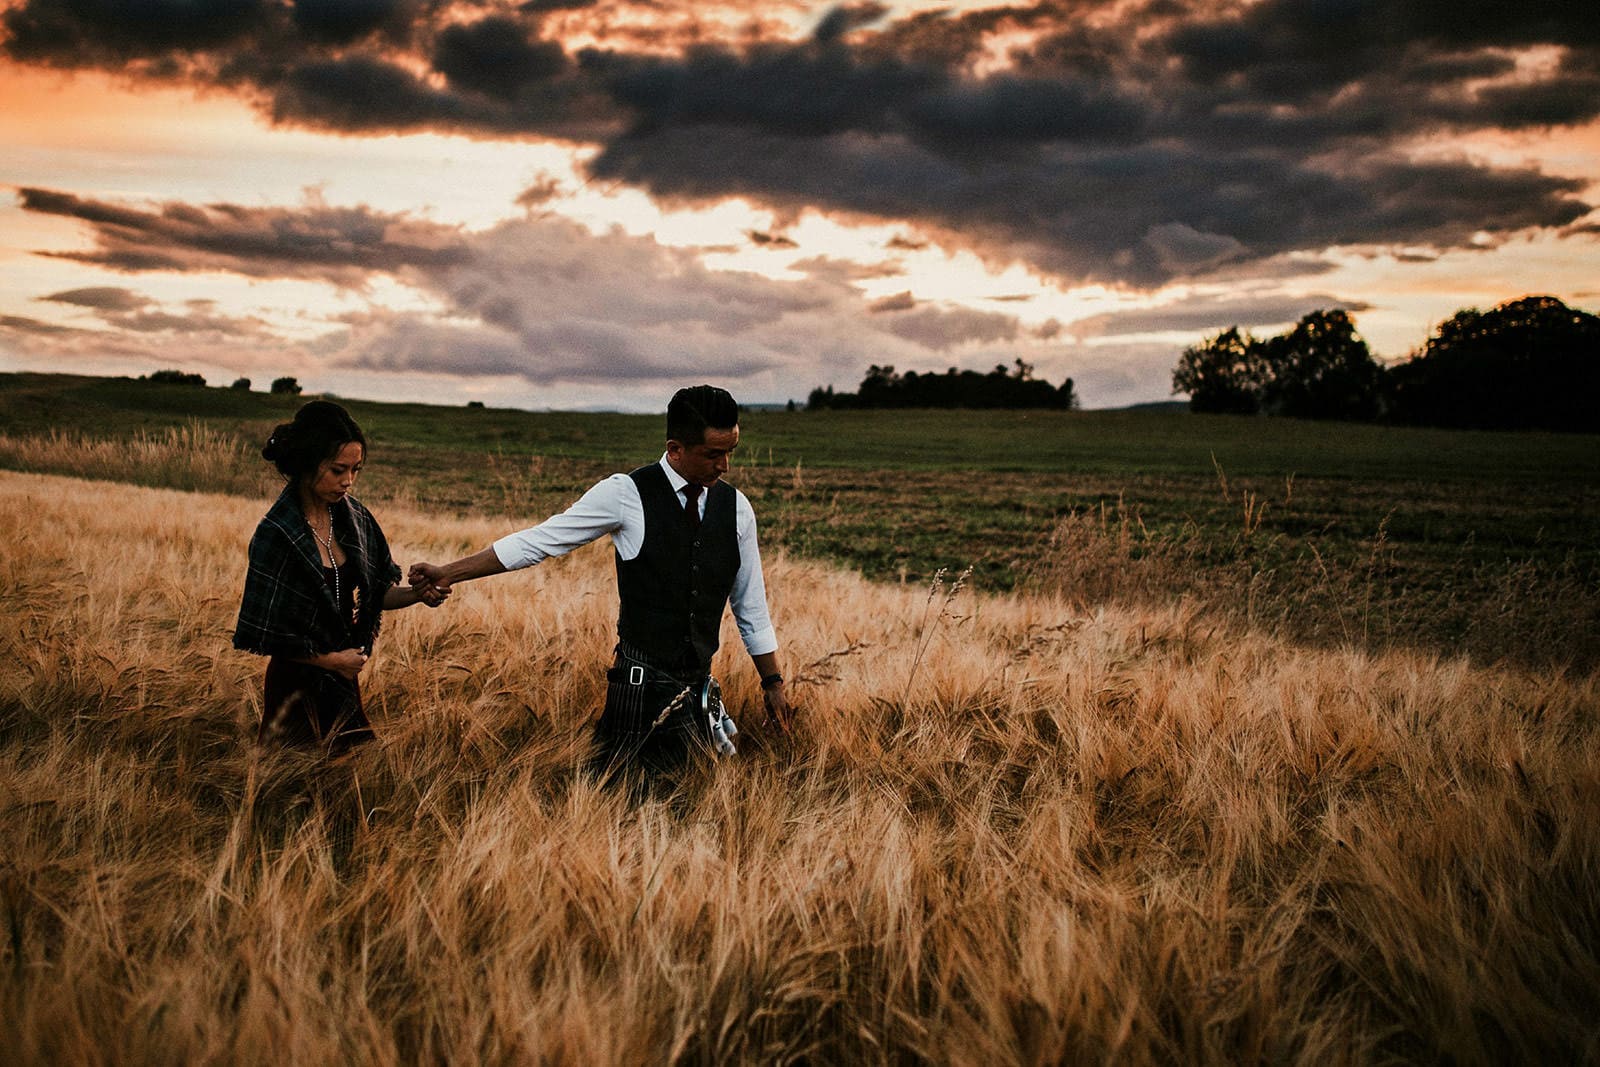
top-left (1058, 377), bottom-right (1080, 411)
top-left (857, 364), bottom-right (902, 408)
top-left (1388, 296), bottom-right (1600, 431)
top-left (231, 377), bottom-right (251, 391)
top-left (1173, 310), bottom-right (1384, 420)
top-left (1171, 327), bottom-right (1265, 414)
top-left (808, 362), bottom-right (1081, 409)
top-left (270, 376), bottom-right (303, 395)
top-left (807, 384), bottom-right (844, 410)
top-left (1259, 309), bottom-right (1383, 420)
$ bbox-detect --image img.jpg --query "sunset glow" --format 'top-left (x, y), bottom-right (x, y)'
top-left (2, 0), bottom-right (1595, 410)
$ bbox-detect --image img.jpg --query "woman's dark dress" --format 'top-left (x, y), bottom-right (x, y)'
top-left (259, 559), bottom-right (372, 752)
top-left (235, 487), bottom-right (400, 754)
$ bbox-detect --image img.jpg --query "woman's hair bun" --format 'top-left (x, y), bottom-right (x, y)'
top-left (261, 423), bottom-right (293, 462)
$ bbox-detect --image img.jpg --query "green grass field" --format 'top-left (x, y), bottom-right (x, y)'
top-left (4, 370), bottom-right (1597, 667)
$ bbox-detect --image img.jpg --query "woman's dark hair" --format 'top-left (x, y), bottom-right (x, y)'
top-left (262, 400), bottom-right (366, 483)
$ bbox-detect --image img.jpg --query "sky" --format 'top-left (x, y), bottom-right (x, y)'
top-left (1, 0), bottom-right (1596, 412)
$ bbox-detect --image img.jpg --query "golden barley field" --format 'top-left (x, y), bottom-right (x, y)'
top-left (2, 468), bottom-right (1597, 1064)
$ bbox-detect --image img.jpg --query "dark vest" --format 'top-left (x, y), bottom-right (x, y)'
top-left (616, 463), bottom-right (741, 671)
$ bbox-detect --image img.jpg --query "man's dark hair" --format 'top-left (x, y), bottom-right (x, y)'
top-left (262, 400), bottom-right (367, 484)
top-left (667, 385), bottom-right (739, 445)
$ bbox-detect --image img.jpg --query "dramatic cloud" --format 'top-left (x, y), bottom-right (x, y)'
top-left (1069, 292), bottom-right (1377, 340)
top-left (18, 188), bottom-right (470, 286)
top-left (2, 0), bottom-right (271, 66)
top-left (337, 212), bottom-right (1025, 387)
top-left (41, 286), bottom-right (148, 312)
top-left (14, 187), bottom-right (1049, 396)
top-left (290, 0), bottom-right (410, 46)
top-left (35, 286), bottom-right (273, 336)
top-left (4, 0), bottom-right (1594, 288)
top-left (876, 302), bottom-right (1020, 350)
top-left (0, 308), bottom-right (290, 372)
top-left (1, 314), bottom-right (81, 337)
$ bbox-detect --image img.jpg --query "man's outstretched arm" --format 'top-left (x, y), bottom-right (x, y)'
top-left (409, 547), bottom-right (506, 594)
top-left (413, 474), bottom-right (634, 598)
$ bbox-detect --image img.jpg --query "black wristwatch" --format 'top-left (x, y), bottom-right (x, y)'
top-left (760, 671), bottom-right (784, 690)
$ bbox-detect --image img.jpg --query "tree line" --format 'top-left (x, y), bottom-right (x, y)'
top-left (808, 359), bottom-right (1079, 410)
top-left (1171, 295), bottom-right (1599, 432)
top-left (141, 369), bottom-right (304, 394)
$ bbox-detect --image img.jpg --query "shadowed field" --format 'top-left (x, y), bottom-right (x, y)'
top-left (2, 469), bottom-right (1597, 1063)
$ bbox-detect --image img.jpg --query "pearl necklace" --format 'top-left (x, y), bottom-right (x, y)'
top-left (308, 507), bottom-right (341, 614)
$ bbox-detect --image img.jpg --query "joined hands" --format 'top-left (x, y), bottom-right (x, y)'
top-left (410, 562), bottom-right (450, 606)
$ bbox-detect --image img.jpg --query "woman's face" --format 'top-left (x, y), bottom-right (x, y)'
top-left (305, 441), bottom-right (365, 506)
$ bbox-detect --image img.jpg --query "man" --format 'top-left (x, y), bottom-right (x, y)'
top-left (409, 385), bottom-right (791, 784)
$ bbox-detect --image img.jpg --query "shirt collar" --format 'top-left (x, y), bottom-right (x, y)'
top-left (658, 454), bottom-right (690, 494)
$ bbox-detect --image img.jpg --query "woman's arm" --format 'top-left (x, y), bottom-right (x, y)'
top-left (383, 582), bottom-right (449, 610)
top-left (290, 648), bottom-right (369, 680)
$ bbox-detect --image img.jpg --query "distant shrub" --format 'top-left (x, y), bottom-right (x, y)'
top-left (467, 400), bottom-right (485, 409)
top-left (270, 376), bottom-right (303, 395)
top-left (143, 369), bottom-right (206, 387)
top-left (231, 377), bottom-right (252, 391)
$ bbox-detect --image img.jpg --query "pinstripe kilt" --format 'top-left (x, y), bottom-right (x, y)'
top-left (592, 641), bottom-right (712, 782)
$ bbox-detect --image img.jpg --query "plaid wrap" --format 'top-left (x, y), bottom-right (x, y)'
top-left (233, 487), bottom-right (401, 659)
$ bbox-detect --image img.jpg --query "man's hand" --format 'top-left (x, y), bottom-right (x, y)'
top-left (407, 549), bottom-right (506, 599)
top-left (409, 561), bottom-right (450, 600)
top-left (762, 681), bottom-right (794, 735)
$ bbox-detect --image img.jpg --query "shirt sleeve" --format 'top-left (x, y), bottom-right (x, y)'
top-left (492, 474), bottom-right (637, 570)
top-left (729, 489), bottom-right (778, 657)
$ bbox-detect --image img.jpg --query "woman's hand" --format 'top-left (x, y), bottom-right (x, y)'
top-left (408, 561), bottom-right (449, 598)
top-left (321, 647), bottom-right (369, 680)
top-left (384, 580), bottom-right (450, 610)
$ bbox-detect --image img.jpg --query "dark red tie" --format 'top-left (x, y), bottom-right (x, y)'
top-left (682, 483), bottom-right (702, 532)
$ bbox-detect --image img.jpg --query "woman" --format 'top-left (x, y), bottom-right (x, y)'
top-left (233, 400), bottom-right (444, 752)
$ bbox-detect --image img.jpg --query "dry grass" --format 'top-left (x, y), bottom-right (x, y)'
top-left (2, 469), bottom-right (1598, 1064)
top-left (0, 424), bottom-right (274, 498)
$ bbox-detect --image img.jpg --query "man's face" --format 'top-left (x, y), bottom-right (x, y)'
top-left (667, 425), bottom-right (739, 487)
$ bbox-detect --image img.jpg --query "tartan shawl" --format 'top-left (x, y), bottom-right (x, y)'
top-left (233, 486), bottom-right (401, 659)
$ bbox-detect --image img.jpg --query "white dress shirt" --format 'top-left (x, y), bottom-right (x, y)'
top-left (492, 456), bottom-right (778, 657)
